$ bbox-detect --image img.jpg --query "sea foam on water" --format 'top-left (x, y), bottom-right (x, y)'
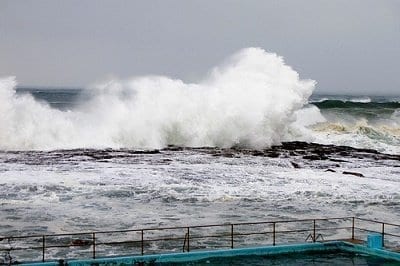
top-left (0, 48), bottom-right (315, 150)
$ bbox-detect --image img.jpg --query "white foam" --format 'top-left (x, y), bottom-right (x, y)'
top-left (0, 48), bottom-right (315, 150)
top-left (1, 149), bottom-right (399, 234)
top-left (392, 109), bottom-right (400, 122)
top-left (349, 96), bottom-right (371, 103)
top-left (310, 122), bottom-right (400, 154)
top-left (310, 96), bottom-right (371, 103)
top-left (286, 105), bottom-right (326, 142)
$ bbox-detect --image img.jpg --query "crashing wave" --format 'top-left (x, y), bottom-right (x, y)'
top-left (0, 48), bottom-right (315, 150)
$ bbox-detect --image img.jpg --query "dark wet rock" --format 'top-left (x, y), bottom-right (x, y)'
top-left (356, 148), bottom-right (379, 154)
top-left (164, 145), bottom-right (184, 151)
top-left (339, 151), bottom-right (350, 156)
top-left (3, 141), bottom-right (399, 167)
top-left (87, 154), bottom-right (113, 160)
top-left (266, 152), bottom-right (280, 158)
top-left (342, 171), bottom-right (364, 177)
top-left (252, 150), bottom-right (265, 156)
top-left (291, 162), bottom-right (301, 168)
top-left (279, 141), bottom-right (310, 150)
top-left (303, 154), bottom-right (328, 160)
top-left (128, 150), bottom-right (160, 154)
top-left (329, 158), bottom-right (348, 163)
top-left (222, 152), bottom-right (235, 158)
top-left (28, 186), bottom-right (38, 192)
top-left (192, 141), bottom-right (400, 170)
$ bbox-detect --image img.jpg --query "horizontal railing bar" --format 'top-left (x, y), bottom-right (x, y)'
top-left (384, 223), bottom-right (400, 228)
top-left (0, 226), bottom-right (357, 252)
top-left (232, 216), bottom-right (353, 227)
top-left (95, 241), bottom-right (140, 246)
top-left (48, 239), bottom-right (185, 249)
top-left (231, 231), bottom-right (273, 237)
top-left (354, 228), bottom-right (380, 233)
top-left (355, 218), bottom-right (400, 228)
top-left (275, 229), bottom-right (313, 234)
top-left (185, 234), bottom-right (229, 240)
top-left (43, 244), bottom-right (90, 249)
top-left (0, 231), bottom-right (305, 252)
top-left (0, 244), bottom-right (95, 250)
top-left (0, 233), bottom-right (94, 240)
top-left (353, 228), bottom-right (400, 239)
top-left (0, 216), bottom-right (355, 240)
top-left (315, 226), bottom-right (352, 231)
top-left (353, 226), bottom-right (400, 235)
top-left (0, 246), bottom-right (43, 252)
top-left (0, 235), bottom-right (44, 240)
top-left (382, 232), bottom-right (400, 238)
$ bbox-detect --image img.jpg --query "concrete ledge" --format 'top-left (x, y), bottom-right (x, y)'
top-left (339, 241), bottom-right (400, 262)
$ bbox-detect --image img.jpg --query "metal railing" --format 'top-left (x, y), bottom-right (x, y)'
top-left (353, 217), bottom-right (400, 249)
top-left (0, 216), bottom-right (399, 264)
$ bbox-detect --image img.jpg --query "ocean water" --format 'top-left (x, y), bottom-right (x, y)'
top-left (0, 48), bottom-right (399, 253)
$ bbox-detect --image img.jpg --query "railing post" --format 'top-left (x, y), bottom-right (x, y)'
top-left (92, 233), bottom-right (96, 259)
top-left (42, 235), bottom-right (45, 262)
top-left (381, 223), bottom-right (385, 247)
top-left (186, 227), bottom-right (190, 252)
top-left (272, 222), bottom-right (276, 246)
top-left (231, 224), bottom-right (234, 249)
top-left (351, 217), bottom-right (355, 240)
top-left (313, 220), bottom-right (316, 243)
top-left (141, 230), bottom-right (144, 255)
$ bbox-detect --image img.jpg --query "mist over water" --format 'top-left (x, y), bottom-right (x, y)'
top-left (0, 48), bottom-right (315, 150)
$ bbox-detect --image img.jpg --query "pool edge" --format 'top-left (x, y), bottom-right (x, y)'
top-left (20, 240), bottom-right (400, 265)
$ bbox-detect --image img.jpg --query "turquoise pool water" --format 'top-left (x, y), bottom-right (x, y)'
top-left (21, 241), bottom-right (400, 266)
top-left (160, 251), bottom-right (399, 266)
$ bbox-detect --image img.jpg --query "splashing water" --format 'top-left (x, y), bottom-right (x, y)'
top-left (0, 48), bottom-right (315, 150)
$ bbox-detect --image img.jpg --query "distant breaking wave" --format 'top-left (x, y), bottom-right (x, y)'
top-left (304, 101), bottom-right (400, 154)
top-left (312, 100), bottom-right (400, 109)
top-left (0, 48), bottom-right (315, 150)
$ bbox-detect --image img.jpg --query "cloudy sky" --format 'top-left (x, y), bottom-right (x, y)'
top-left (1, 0), bottom-right (399, 95)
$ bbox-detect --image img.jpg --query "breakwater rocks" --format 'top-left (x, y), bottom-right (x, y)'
top-left (165, 141), bottom-right (399, 174)
top-left (2, 142), bottom-right (398, 171)
top-left (200, 141), bottom-right (400, 162)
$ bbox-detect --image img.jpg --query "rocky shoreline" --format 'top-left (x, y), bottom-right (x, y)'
top-left (201, 141), bottom-right (400, 161)
top-left (2, 142), bottom-right (399, 173)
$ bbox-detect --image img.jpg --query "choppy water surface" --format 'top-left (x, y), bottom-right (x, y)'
top-left (1, 145), bottom-right (399, 237)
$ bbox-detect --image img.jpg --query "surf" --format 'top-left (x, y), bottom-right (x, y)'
top-left (312, 100), bottom-right (400, 109)
top-left (0, 48), bottom-right (315, 150)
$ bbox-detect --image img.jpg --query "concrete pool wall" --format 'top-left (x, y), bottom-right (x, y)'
top-left (21, 240), bottom-right (400, 266)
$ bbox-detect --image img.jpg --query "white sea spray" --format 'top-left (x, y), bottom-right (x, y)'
top-left (0, 48), bottom-right (315, 150)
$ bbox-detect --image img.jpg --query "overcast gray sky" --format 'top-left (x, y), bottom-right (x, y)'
top-left (1, 0), bottom-right (399, 95)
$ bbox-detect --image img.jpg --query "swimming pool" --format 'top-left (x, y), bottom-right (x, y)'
top-left (164, 251), bottom-right (398, 266)
top-left (24, 241), bottom-right (396, 266)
